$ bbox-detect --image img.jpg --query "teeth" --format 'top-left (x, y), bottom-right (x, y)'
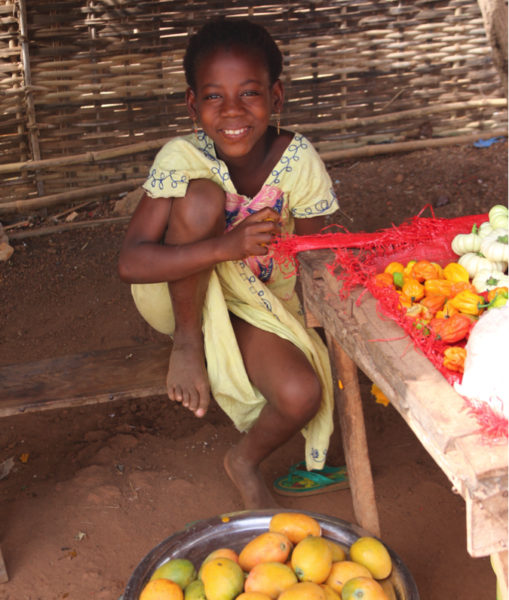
top-left (224, 128), bottom-right (246, 135)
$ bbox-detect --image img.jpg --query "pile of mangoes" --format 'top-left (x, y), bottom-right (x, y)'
top-left (140, 513), bottom-right (394, 600)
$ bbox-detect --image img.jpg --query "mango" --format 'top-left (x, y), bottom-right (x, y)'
top-left (291, 536), bottom-right (332, 584)
top-left (141, 579), bottom-right (184, 600)
top-left (341, 577), bottom-right (389, 600)
top-left (237, 594), bottom-right (272, 600)
top-left (319, 584), bottom-right (341, 600)
top-left (245, 561), bottom-right (298, 599)
top-left (201, 557), bottom-right (244, 600)
top-left (199, 549), bottom-right (240, 578)
top-left (324, 561), bottom-right (372, 594)
top-left (269, 513), bottom-right (321, 545)
top-left (184, 580), bottom-right (207, 600)
top-left (278, 582), bottom-right (326, 600)
top-left (239, 532), bottom-right (292, 572)
top-left (150, 559), bottom-right (197, 588)
top-left (326, 540), bottom-right (346, 563)
top-left (349, 537), bottom-right (392, 580)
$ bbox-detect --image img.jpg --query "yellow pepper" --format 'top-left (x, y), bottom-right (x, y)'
top-left (431, 262), bottom-right (445, 279)
top-left (384, 262), bottom-right (404, 275)
top-left (402, 278), bottom-right (425, 302)
top-left (443, 262), bottom-right (470, 283)
top-left (397, 292), bottom-right (413, 309)
top-left (403, 261), bottom-right (417, 278)
top-left (406, 304), bottom-right (426, 319)
top-left (448, 290), bottom-right (485, 316)
top-left (443, 347), bottom-right (467, 373)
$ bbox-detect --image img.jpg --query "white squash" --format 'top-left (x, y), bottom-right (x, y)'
top-left (489, 205), bottom-right (508, 230)
top-left (472, 269), bottom-right (509, 293)
top-left (478, 221), bottom-right (494, 239)
top-left (480, 228), bottom-right (509, 263)
top-left (451, 225), bottom-right (481, 255)
top-left (458, 252), bottom-right (507, 278)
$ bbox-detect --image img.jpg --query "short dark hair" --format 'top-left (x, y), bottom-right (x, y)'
top-left (184, 20), bottom-right (283, 91)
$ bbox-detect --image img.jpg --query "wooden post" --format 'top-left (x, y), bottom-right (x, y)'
top-left (477, 0), bottom-right (508, 98)
top-left (18, 0), bottom-right (45, 198)
top-left (325, 332), bottom-right (381, 538)
top-left (0, 546), bottom-right (8, 583)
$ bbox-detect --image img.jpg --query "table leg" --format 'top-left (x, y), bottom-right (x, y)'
top-left (326, 332), bottom-right (381, 538)
top-left (0, 546), bottom-right (8, 583)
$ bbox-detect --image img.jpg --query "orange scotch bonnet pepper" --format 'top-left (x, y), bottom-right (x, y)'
top-left (436, 313), bottom-right (471, 343)
top-left (443, 347), bottom-right (467, 373)
top-left (373, 272), bottom-right (396, 290)
top-left (402, 279), bottom-right (424, 302)
top-left (424, 279), bottom-right (454, 298)
top-left (411, 260), bottom-right (439, 282)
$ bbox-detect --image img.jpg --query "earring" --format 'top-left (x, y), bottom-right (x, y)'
top-left (193, 118), bottom-right (199, 140)
top-left (276, 113), bottom-right (281, 135)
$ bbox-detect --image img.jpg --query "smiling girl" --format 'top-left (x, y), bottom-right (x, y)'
top-left (118, 20), bottom-right (341, 509)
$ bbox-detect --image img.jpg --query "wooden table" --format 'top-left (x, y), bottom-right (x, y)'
top-left (298, 250), bottom-right (508, 593)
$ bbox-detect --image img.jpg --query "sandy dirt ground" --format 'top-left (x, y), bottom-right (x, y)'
top-left (0, 142), bottom-right (507, 600)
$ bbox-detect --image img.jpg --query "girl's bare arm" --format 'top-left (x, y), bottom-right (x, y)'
top-left (118, 193), bottom-right (281, 284)
top-left (294, 215), bottom-right (326, 236)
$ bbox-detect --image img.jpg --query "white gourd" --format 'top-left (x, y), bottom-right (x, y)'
top-left (451, 225), bottom-right (481, 256)
top-left (480, 228), bottom-right (509, 263)
top-left (489, 205), bottom-right (508, 230)
top-left (478, 221), bottom-right (494, 239)
top-left (457, 252), bottom-right (507, 278)
top-left (472, 269), bottom-right (509, 293)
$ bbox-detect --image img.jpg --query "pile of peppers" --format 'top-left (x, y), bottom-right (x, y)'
top-left (373, 259), bottom-right (508, 374)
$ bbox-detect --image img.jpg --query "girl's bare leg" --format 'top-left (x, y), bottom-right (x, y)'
top-left (164, 179), bottom-right (226, 417)
top-left (225, 314), bottom-right (322, 509)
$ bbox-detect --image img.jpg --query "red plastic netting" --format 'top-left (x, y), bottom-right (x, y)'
top-left (272, 209), bottom-right (508, 441)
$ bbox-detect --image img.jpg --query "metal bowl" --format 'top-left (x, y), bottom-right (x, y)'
top-left (123, 509), bottom-right (419, 600)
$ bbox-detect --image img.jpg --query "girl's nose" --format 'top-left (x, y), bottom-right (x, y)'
top-left (220, 96), bottom-right (244, 116)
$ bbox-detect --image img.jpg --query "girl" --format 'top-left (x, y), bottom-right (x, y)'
top-left (118, 19), bottom-right (340, 510)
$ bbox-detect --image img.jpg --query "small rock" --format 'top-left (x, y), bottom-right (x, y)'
top-left (113, 188), bottom-right (144, 216)
top-left (436, 195), bottom-right (450, 207)
top-left (0, 241), bottom-right (14, 262)
top-left (394, 174), bottom-right (404, 184)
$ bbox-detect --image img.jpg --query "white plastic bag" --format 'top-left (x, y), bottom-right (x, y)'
top-left (454, 304), bottom-right (509, 419)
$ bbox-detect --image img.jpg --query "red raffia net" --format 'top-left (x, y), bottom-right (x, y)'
top-left (272, 208), bottom-right (508, 441)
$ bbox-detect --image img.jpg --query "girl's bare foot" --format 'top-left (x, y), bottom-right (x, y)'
top-left (224, 446), bottom-right (280, 510)
top-left (167, 339), bottom-right (210, 417)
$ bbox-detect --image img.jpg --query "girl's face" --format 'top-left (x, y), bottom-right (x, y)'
top-left (186, 47), bottom-right (284, 162)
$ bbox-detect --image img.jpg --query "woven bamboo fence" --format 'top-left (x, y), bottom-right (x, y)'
top-left (0, 0), bottom-right (507, 214)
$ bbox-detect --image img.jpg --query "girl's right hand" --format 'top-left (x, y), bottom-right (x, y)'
top-left (221, 207), bottom-right (282, 260)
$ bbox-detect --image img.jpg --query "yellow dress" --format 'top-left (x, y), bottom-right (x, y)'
top-left (132, 131), bottom-right (339, 470)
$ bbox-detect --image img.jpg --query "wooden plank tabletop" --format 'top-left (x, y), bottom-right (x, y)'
top-left (0, 342), bottom-right (171, 417)
top-left (298, 249), bottom-right (508, 558)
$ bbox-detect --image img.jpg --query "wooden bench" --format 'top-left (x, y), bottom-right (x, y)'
top-left (0, 341), bottom-right (172, 581)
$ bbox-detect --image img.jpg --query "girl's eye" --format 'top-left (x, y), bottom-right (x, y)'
top-left (242, 91), bottom-right (259, 97)
top-left (205, 94), bottom-right (221, 100)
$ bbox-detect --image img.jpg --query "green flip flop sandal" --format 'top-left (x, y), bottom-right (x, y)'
top-left (273, 461), bottom-right (349, 497)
